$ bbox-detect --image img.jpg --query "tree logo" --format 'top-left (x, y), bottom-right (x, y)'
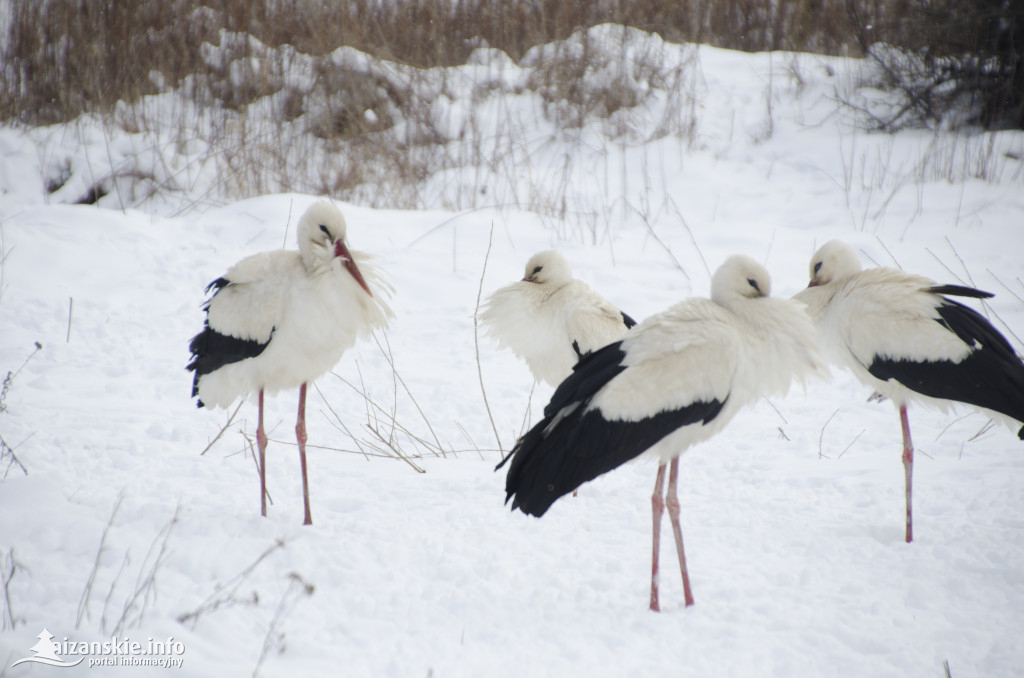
top-left (11, 629), bottom-right (84, 668)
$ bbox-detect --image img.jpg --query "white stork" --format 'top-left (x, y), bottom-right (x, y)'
top-left (499, 255), bottom-right (825, 610)
top-left (187, 201), bottom-right (392, 525)
top-left (480, 250), bottom-right (637, 386)
top-left (794, 240), bottom-right (1024, 542)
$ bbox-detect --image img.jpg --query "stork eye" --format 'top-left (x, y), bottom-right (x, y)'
top-left (747, 277), bottom-right (760, 292)
top-left (532, 266), bottom-right (543, 275)
top-left (813, 261), bottom-right (823, 274)
top-left (319, 224), bottom-right (332, 240)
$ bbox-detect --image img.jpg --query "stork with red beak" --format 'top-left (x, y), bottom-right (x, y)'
top-left (187, 201), bottom-right (392, 524)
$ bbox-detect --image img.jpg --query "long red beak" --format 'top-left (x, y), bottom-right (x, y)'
top-left (334, 241), bottom-right (373, 296)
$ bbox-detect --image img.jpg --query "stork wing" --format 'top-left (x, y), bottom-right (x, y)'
top-left (838, 270), bottom-right (976, 370)
top-left (563, 281), bottom-right (636, 356)
top-left (204, 250), bottom-right (302, 343)
top-left (502, 299), bottom-right (739, 516)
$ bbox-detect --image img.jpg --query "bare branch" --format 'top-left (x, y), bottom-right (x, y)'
top-left (77, 493), bottom-right (124, 629)
top-left (818, 409), bottom-right (839, 459)
top-left (200, 401), bottom-right (244, 456)
top-left (178, 539), bottom-right (286, 630)
top-left (474, 222), bottom-right (504, 457)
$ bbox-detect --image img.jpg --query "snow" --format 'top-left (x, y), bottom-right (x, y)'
top-left (1, 28), bottom-right (1024, 678)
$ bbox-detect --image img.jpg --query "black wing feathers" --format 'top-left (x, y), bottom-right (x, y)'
top-left (186, 278), bottom-right (272, 407)
top-left (501, 341), bottom-right (726, 516)
top-left (569, 311), bottom-right (638, 363)
top-left (868, 296), bottom-right (1024, 438)
top-left (204, 277), bottom-right (231, 297)
top-left (926, 285), bottom-right (993, 300)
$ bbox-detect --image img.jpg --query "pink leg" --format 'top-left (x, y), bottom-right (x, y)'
top-left (257, 389), bottom-right (268, 518)
top-left (297, 383), bottom-right (313, 526)
top-left (666, 458), bottom-right (695, 606)
top-left (899, 404), bottom-right (913, 543)
top-left (650, 462), bottom-right (667, 612)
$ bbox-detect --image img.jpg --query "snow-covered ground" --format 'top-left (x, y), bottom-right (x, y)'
top-left (1, 28), bottom-right (1023, 678)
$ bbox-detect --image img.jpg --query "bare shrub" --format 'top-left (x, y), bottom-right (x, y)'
top-left (844, 0), bottom-right (1024, 131)
top-left (4, 0), bottom-right (1018, 132)
top-left (0, 1), bottom-right (213, 125)
top-left (525, 26), bottom-right (675, 131)
top-left (0, 0), bottom-right (864, 128)
top-left (3, 0), bottom-right (1018, 221)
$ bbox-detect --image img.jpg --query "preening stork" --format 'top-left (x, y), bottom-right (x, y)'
top-left (795, 240), bottom-right (1024, 543)
top-left (480, 250), bottom-right (637, 386)
top-left (499, 255), bottom-right (825, 610)
top-left (187, 201), bottom-right (392, 525)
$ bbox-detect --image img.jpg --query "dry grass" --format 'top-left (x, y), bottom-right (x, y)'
top-left (3, 0), bottom-right (1018, 132)
top-left (1, 0), bottom-right (1018, 220)
top-left (0, 0), bottom-right (856, 128)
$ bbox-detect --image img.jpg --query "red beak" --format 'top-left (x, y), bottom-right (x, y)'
top-left (808, 281), bottom-right (820, 287)
top-left (334, 241), bottom-right (373, 296)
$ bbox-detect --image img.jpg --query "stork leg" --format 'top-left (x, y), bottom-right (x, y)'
top-left (650, 462), bottom-right (667, 612)
top-left (899, 404), bottom-right (913, 543)
top-left (666, 457), bottom-right (695, 607)
top-left (296, 383), bottom-right (313, 526)
top-left (257, 389), bottom-right (268, 518)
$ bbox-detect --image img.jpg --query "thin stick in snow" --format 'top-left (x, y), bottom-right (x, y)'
top-left (944, 236), bottom-right (978, 289)
top-left (935, 412), bottom-right (975, 441)
top-left (77, 493), bottom-right (124, 628)
top-left (372, 331), bottom-right (446, 456)
top-left (837, 430), bottom-right (866, 458)
top-left (1, 547), bottom-right (23, 630)
top-left (473, 222), bottom-right (503, 457)
top-left (99, 552), bottom-right (130, 635)
top-left (252, 573), bottom-right (314, 678)
top-left (967, 419), bottom-right (996, 443)
top-left (239, 430), bottom-right (275, 508)
top-left (980, 269), bottom-right (1024, 350)
top-left (517, 381), bottom-right (536, 440)
top-left (872, 236), bottom-right (901, 270)
top-left (111, 503), bottom-right (181, 636)
top-left (200, 401), bottom-right (243, 456)
top-left (818, 408), bottom-right (839, 459)
top-left (282, 198), bottom-right (294, 249)
top-left (986, 269), bottom-right (1024, 306)
top-left (317, 378), bottom-right (428, 472)
top-left (666, 195), bottom-right (707, 279)
top-left (178, 539), bottom-right (285, 629)
top-left (924, 247), bottom-right (968, 287)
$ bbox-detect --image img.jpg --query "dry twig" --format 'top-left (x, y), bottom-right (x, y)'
top-left (77, 494), bottom-right (124, 628)
top-left (474, 222), bottom-right (504, 458)
top-left (178, 539), bottom-right (286, 630)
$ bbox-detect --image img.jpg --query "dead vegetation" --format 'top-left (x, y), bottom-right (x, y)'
top-left (0, 0), bottom-right (1018, 215)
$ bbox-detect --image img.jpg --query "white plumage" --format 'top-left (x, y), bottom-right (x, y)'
top-left (502, 255), bottom-right (825, 609)
top-left (188, 201), bottom-right (392, 524)
top-left (794, 239), bottom-right (1024, 542)
top-left (480, 250), bottom-right (636, 385)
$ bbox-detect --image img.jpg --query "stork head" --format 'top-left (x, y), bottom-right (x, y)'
top-left (521, 250), bottom-right (572, 285)
top-left (806, 240), bottom-right (862, 287)
top-left (298, 201), bottom-right (373, 296)
top-left (711, 254), bottom-right (771, 306)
